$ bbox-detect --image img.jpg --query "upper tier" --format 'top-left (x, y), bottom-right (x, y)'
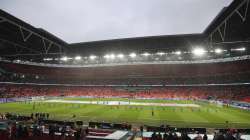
top-left (1, 56), bottom-right (250, 85)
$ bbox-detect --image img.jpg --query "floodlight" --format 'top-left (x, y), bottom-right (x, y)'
top-left (129, 53), bottom-right (136, 58)
top-left (89, 55), bottom-right (97, 60)
top-left (156, 52), bottom-right (165, 56)
top-left (142, 52), bottom-right (150, 56)
top-left (61, 56), bottom-right (68, 61)
top-left (104, 54), bottom-right (116, 59)
top-left (109, 54), bottom-right (115, 59)
top-left (233, 47), bottom-right (246, 51)
top-left (43, 58), bottom-right (53, 61)
top-left (214, 48), bottom-right (223, 54)
top-left (104, 54), bottom-right (110, 59)
top-left (75, 56), bottom-right (82, 60)
top-left (175, 51), bottom-right (181, 55)
top-left (192, 48), bottom-right (206, 56)
top-left (117, 54), bottom-right (124, 59)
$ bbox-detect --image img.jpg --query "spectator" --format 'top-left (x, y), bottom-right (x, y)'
top-left (181, 133), bottom-right (191, 140)
top-left (157, 132), bottom-right (162, 140)
top-left (163, 132), bottom-right (168, 140)
top-left (203, 133), bottom-right (208, 140)
top-left (151, 131), bottom-right (157, 140)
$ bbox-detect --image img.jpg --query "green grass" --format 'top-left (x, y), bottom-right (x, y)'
top-left (0, 97), bottom-right (250, 128)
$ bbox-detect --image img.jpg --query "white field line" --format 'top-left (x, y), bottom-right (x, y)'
top-left (44, 99), bottom-right (200, 107)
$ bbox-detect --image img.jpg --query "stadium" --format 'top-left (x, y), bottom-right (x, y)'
top-left (0, 0), bottom-right (250, 140)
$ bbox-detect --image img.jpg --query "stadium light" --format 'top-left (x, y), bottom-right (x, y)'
top-left (75, 56), bottom-right (82, 60)
top-left (175, 51), bottom-right (181, 55)
top-left (129, 53), bottom-right (136, 58)
top-left (109, 54), bottom-right (115, 59)
top-left (43, 58), bottom-right (53, 61)
top-left (156, 52), bottom-right (165, 56)
top-left (104, 54), bottom-right (116, 59)
top-left (60, 56), bottom-right (68, 61)
top-left (231, 47), bottom-right (246, 52)
top-left (192, 48), bottom-right (206, 56)
top-left (89, 55), bottom-right (97, 60)
top-left (142, 52), bottom-right (150, 56)
top-left (117, 54), bottom-right (124, 59)
top-left (104, 54), bottom-right (110, 59)
top-left (214, 48), bottom-right (223, 54)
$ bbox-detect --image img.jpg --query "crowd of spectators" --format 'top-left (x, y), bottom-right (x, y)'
top-left (0, 113), bottom-right (89, 140)
top-left (0, 84), bottom-right (61, 98)
top-left (1, 60), bottom-right (250, 85)
top-left (149, 131), bottom-right (204, 140)
top-left (0, 84), bottom-right (250, 103)
top-left (0, 112), bottom-right (248, 140)
top-left (140, 125), bottom-right (247, 140)
top-left (146, 131), bottom-right (243, 140)
top-left (1, 71), bottom-right (250, 85)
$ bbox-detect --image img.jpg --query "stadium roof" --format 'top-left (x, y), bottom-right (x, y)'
top-left (68, 0), bottom-right (250, 56)
top-left (68, 34), bottom-right (205, 55)
top-left (0, 0), bottom-right (249, 60)
top-left (0, 0), bottom-right (233, 43)
top-left (0, 9), bottom-right (67, 61)
top-left (204, 0), bottom-right (250, 42)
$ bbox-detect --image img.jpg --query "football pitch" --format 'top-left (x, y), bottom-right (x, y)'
top-left (0, 97), bottom-right (250, 128)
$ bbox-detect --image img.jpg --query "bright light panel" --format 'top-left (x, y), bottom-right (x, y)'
top-left (104, 54), bottom-right (116, 59)
top-left (215, 48), bottom-right (223, 54)
top-left (61, 56), bottom-right (68, 61)
top-left (129, 53), bottom-right (136, 58)
top-left (89, 55), bottom-right (97, 60)
top-left (75, 56), bottom-right (82, 60)
top-left (234, 47), bottom-right (246, 51)
top-left (175, 51), bottom-right (181, 55)
top-left (157, 52), bottom-right (165, 56)
top-left (104, 54), bottom-right (110, 59)
top-left (192, 48), bottom-right (206, 56)
top-left (43, 58), bottom-right (53, 61)
top-left (142, 52), bottom-right (150, 56)
top-left (117, 54), bottom-right (124, 58)
top-left (109, 54), bottom-right (115, 59)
